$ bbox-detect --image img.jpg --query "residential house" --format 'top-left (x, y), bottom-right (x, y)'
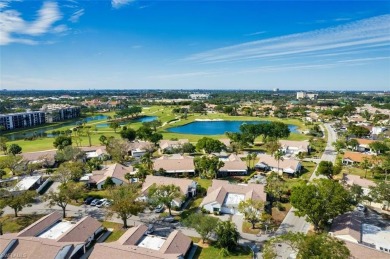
top-left (218, 154), bottom-right (248, 176)
top-left (0, 212), bottom-right (103, 258)
top-left (140, 175), bottom-right (197, 207)
top-left (342, 152), bottom-right (373, 165)
top-left (279, 140), bottom-right (310, 156)
top-left (153, 155), bottom-right (195, 175)
top-left (85, 148), bottom-right (108, 160)
top-left (10, 175), bottom-right (43, 193)
top-left (200, 179), bottom-right (267, 214)
top-left (21, 150), bottom-right (56, 167)
top-left (129, 141), bottom-right (153, 158)
top-left (353, 138), bottom-right (375, 153)
top-left (89, 224), bottom-right (193, 259)
top-left (88, 163), bottom-right (136, 189)
top-left (159, 139), bottom-right (189, 153)
top-left (330, 211), bottom-right (390, 257)
top-left (255, 154), bottom-right (302, 175)
top-left (342, 174), bottom-right (376, 196)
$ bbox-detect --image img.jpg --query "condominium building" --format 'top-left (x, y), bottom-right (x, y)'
top-left (297, 91), bottom-right (318, 100)
top-left (41, 104), bottom-right (81, 122)
top-left (0, 111), bottom-right (46, 130)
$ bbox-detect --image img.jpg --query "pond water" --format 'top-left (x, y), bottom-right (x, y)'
top-left (167, 120), bottom-right (299, 135)
top-left (3, 115), bottom-right (157, 141)
top-left (95, 116), bottom-right (157, 128)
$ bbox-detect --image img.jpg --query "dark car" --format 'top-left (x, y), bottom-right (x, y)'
top-left (84, 197), bottom-right (94, 205)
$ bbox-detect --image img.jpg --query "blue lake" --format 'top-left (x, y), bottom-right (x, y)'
top-left (167, 120), bottom-right (299, 135)
top-left (95, 116), bottom-right (157, 128)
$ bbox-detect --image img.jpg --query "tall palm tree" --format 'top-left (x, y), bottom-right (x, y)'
top-left (360, 157), bottom-right (371, 179)
top-left (274, 150), bottom-right (284, 175)
top-left (141, 153), bottom-right (153, 170)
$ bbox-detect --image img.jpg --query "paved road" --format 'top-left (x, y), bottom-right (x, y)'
top-left (272, 123), bottom-right (338, 258)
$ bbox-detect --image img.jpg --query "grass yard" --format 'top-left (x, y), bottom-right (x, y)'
top-left (300, 161), bottom-right (317, 180)
top-left (242, 221), bottom-right (262, 234)
top-left (193, 241), bottom-right (252, 259)
top-left (272, 203), bottom-right (292, 227)
top-left (1, 214), bottom-right (46, 234)
top-left (101, 221), bottom-right (127, 242)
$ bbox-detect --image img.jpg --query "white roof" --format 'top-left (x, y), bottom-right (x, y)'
top-left (137, 235), bottom-right (166, 251)
top-left (11, 175), bottom-right (41, 192)
top-left (223, 193), bottom-right (245, 207)
top-left (38, 221), bottom-right (74, 240)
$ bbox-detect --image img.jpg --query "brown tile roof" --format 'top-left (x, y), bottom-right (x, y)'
top-left (142, 175), bottom-right (195, 196)
top-left (117, 225), bottom-right (148, 246)
top-left (18, 212), bottom-right (62, 237)
top-left (89, 243), bottom-right (181, 259)
top-left (256, 154), bottom-right (301, 171)
top-left (159, 230), bottom-right (192, 255)
top-left (80, 145), bottom-right (107, 152)
top-left (90, 163), bottom-right (135, 184)
top-left (219, 154), bottom-right (247, 172)
top-left (159, 139), bottom-right (189, 150)
top-left (279, 140), bottom-right (309, 151)
top-left (354, 138), bottom-right (375, 146)
top-left (342, 174), bottom-right (376, 189)
top-left (343, 152), bottom-right (374, 163)
top-left (0, 234), bottom-right (83, 259)
top-left (21, 150), bottom-right (56, 163)
top-left (330, 211), bottom-right (362, 242)
top-left (57, 216), bottom-right (102, 242)
top-left (153, 155), bottom-right (195, 173)
top-left (344, 241), bottom-right (390, 259)
top-left (200, 179), bottom-right (266, 206)
top-left (219, 139), bottom-right (231, 147)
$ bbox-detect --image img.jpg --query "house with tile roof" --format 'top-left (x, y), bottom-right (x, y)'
top-left (279, 140), bottom-right (310, 156)
top-left (218, 153), bottom-right (248, 177)
top-left (0, 212), bottom-right (103, 259)
top-left (341, 174), bottom-right (376, 195)
top-left (342, 151), bottom-right (374, 165)
top-left (141, 175), bottom-right (197, 207)
top-left (88, 163), bottom-right (136, 189)
top-left (353, 138), bottom-right (375, 153)
top-left (89, 224), bottom-right (193, 259)
top-left (200, 179), bottom-right (267, 214)
top-left (159, 139), bottom-right (189, 153)
top-left (255, 154), bottom-right (302, 175)
top-left (153, 155), bottom-right (195, 175)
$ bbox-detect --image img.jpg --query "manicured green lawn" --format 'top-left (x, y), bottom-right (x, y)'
top-left (101, 221), bottom-right (127, 242)
top-left (194, 243), bottom-right (252, 259)
top-left (300, 161), bottom-right (317, 180)
top-left (1, 214), bottom-right (46, 234)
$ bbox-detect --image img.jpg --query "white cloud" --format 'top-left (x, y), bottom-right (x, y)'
top-left (69, 8), bottom-right (84, 23)
top-left (52, 24), bottom-right (69, 34)
top-left (0, 1), bottom-right (62, 45)
top-left (244, 31), bottom-right (266, 36)
top-left (112, 0), bottom-right (134, 9)
top-left (185, 15), bottom-right (390, 64)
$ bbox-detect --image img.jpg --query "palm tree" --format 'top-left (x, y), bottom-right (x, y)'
top-left (215, 221), bottom-right (240, 252)
top-left (251, 153), bottom-right (258, 169)
top-left (141, 153), bottom-right (153, 170)
top-left (360, 157), bottom-right (371, 179)
top-left (274, 150), bottom-right (284, 175)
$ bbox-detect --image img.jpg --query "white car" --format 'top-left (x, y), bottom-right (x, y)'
top-left (96, 199), bottom-right (108, 208)
top-left (356, 204), bottom-right (366, 212)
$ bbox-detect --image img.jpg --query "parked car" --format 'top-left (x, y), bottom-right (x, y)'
top-left (163, 216), bottom-right (175, 223)
top-left (146, 224), bottom-right (154, 234)
top-left (357, 204), bottom-right (366, 212)
top-left (103, 200), bottom-right (112, 207)
top-left (96, 199), bottom-right (108, 208)
top-left (90, 199), bottom-right (100, 206)
top-left (84, 197), bottom-right (94, 205)
top-left (154, 204), bottom-right (164, 213)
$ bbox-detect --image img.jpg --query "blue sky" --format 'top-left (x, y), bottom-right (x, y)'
top-left (1, 0), bottom-right (389, 91)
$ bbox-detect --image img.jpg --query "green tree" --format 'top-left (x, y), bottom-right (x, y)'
top-left (265, 140), bottom-right (281, 155)
top-left (62, 181), bottom-right (85, 203)
top-left (108, 185), bottom-right (146, 228)
top-left (332, 140), bottom-right (346, 153)
top-left (183, 213), bottom-right (220, 243)
top-left (86, 157), bottom-right (103, 172)
top-left (196, 137), bottom-right (225, 154)
top-left (0, 155), bottom-right (22, 176)
top-left (53, 161), bottom-right (84, 183)
top-left (7, 144), bottom-right (22, 155)
top-left (120, 128), bottom-right (136, 141)
top-left (149, 133), bottom-right (163, 145)
top-left (53, 136), bottom-right (72, 150)
top-left (263, 232), bottom-right (350, 259)
top-left (350, 184), bottom-right (364, 203)
top-left (106, 138), bottom-right (131, 163)
top-left (141, 153), bottom-right (153, 170)
top-left (109, 122), bottom-right (120, 133)
top-left (290, 179), bottom-right (352, 232)
top-left (194, 155), bottom-right (225, 179)
top-left (265, 172), bottom-right (286, 204)
top-left (7, 191), bottom-right (36, 217)
top-left (103, 176), bottom-right (116, 189)
top-left (99, 135), bottom-right (108, 146)
top-left (347, 139), bottom-right (359, 151)
top-left (0, 199), bottom-right (5, 235)
top-left (45, 188), bottom-right (70, 218)
top-left (136, 125), bottom-right (153, 141)
top-left (215, 220), bottom-right (240, 252)
top-left (55, 146), bottom-right (85, 163)
top-left (148, 184), bottom-right (183, 216)
top-left (369, 141), bottom-right (389, 155)
top-left (273, 150), bottom-right (284, 175)
top-left (369, 181), bottom-right (390, 210)
top-left (181, 142), bottom-right (196, 153)
top-left (360, 157), bottom-right (371, 178)
top-left (144, 120), bottom-right (162, 132)
top-left (0, 136), bottom-right (8, 154)
top-left (316, 161), bottom-right (334, 179)
top-left (238, 199), bottom-right (264, 229)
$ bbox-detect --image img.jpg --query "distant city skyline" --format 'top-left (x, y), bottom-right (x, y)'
top-left (1, 1), bottom-right (389, 91)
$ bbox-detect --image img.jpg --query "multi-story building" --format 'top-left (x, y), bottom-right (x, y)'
top-left (0, 111), bottom-right (46, 130)
top-left (297, 91), bottom-right (318, 100)
top-left (41, 104), bottom-right (81, 123)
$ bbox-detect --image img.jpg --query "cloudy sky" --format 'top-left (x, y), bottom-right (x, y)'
top-left (1, 0), bottom-right (389, 91)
